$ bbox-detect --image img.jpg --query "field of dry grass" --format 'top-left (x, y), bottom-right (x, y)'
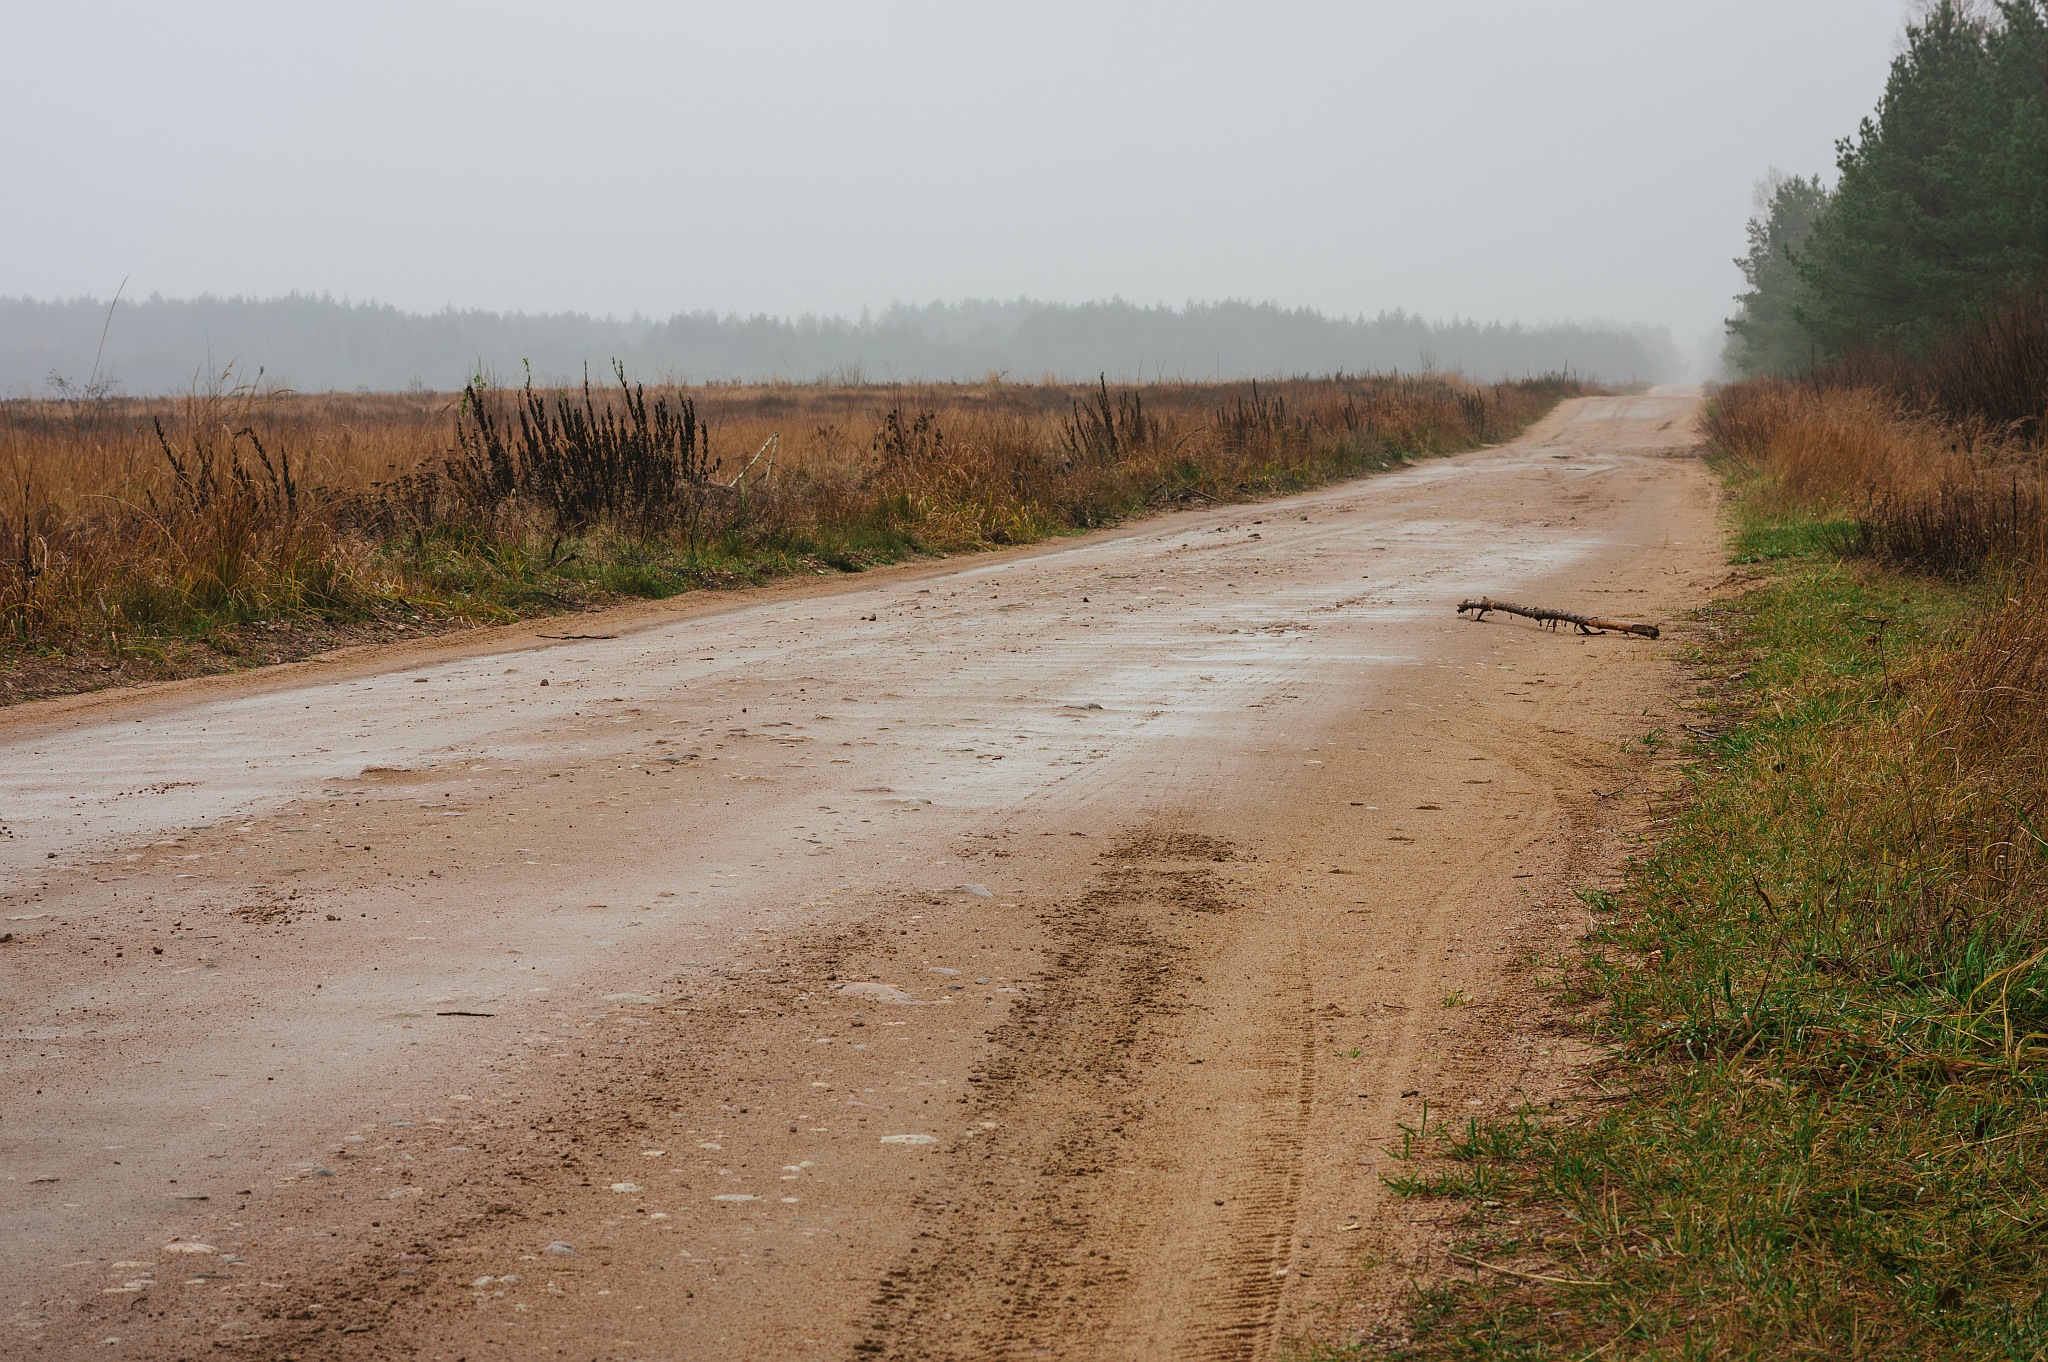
top-left (0, 370), bottom-right (1578, 702)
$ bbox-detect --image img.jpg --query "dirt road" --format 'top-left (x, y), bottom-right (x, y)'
top-left (2, 391), bottom-right (1718, 1360)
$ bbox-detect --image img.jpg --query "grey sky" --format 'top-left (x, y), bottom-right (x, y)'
top-left (3, 2), bottom-right (1904, 359)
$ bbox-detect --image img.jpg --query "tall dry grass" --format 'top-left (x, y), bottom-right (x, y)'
top-left (1891, 574), bottom-right (2048, 961)
top-left (1704, 367), bottom-right (2048, 959)
top-left (1, 370), bottom-right (1576, 661)
top-left (1817, 285), bottom-right (2048, 442)
top-left (1709, 284), bottom-right (2048, 575)
top-left (1707, 380), bottom-right (2047, 574)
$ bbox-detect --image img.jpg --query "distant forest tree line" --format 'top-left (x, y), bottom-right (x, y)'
top-left (1726, 0), bottom-right (2048, 375)
top-left (1, 294), bottom-right (1679, 398)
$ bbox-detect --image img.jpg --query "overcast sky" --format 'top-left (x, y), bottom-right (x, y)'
top-left (3, 2), bottom-right (1906, 361)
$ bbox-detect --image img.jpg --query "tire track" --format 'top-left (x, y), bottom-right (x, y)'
top-left (852, 829), bottom-right (1245, 1361)
top-left (1178, 935), bottom-right (1319, 1362)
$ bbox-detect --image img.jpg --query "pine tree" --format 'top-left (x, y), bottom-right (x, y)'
top-left (1796, 0), bottom-right (2048, 355)
top-left (1725, 173), bottom-right (1832, 377)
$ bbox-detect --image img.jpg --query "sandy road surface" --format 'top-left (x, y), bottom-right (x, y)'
top-left (3, 391), bottom-right (1717, 1360)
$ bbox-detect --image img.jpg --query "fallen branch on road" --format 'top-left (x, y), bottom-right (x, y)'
top-left (1457, 596), bottom-right (1660, 638)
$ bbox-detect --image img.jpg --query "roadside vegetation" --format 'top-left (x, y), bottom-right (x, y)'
top-left (1372, 380), bottom-right (2048, 1359)
top-left (0, 370), bottom-right (1577, 703)
top-left (1359, 5), bottom-right (2048, 1356)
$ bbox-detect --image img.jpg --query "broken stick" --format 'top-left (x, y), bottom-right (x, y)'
top-left (1456, 596), bottom-right (1660, 639)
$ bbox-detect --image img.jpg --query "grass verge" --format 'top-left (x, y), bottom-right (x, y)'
top-left (1335, 490), bottom-right (2048, 1358)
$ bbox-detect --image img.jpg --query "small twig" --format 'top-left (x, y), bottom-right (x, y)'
top-left (536, 633), bottom-right (619, 640)
top-left (1447, 1251), bottom-right (1603, 1287)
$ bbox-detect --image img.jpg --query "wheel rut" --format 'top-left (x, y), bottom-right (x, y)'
top-left (1176, 935), bottom-right (1319, 1362)
top-left (852, 826), bottom-right (1326, 1362)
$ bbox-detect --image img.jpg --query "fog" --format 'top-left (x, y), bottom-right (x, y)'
top-left (1, 2), bottom-right (1905, 390)
top-left (1, 295), bottom-right (1680, 393)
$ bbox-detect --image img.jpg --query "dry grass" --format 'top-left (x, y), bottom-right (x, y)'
top-left (1895, 577), bottom-right (2048, 956)
top-left (1706, 379), bottom-right (2047, 574)
top-left (1706, 290), bottom-right (2048, 577)
top-left (1817, 286), bottom-right (2048, 444)
top-left (1705, 380), bottom-right (1957, 510)
top-left (1700, 360), bottom-right (2048, 1060)
top-left (1, 370), bottom-right (1577, 698)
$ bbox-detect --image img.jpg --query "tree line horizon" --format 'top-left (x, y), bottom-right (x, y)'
top-left (3, 292), bottom-right (1680, 398)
